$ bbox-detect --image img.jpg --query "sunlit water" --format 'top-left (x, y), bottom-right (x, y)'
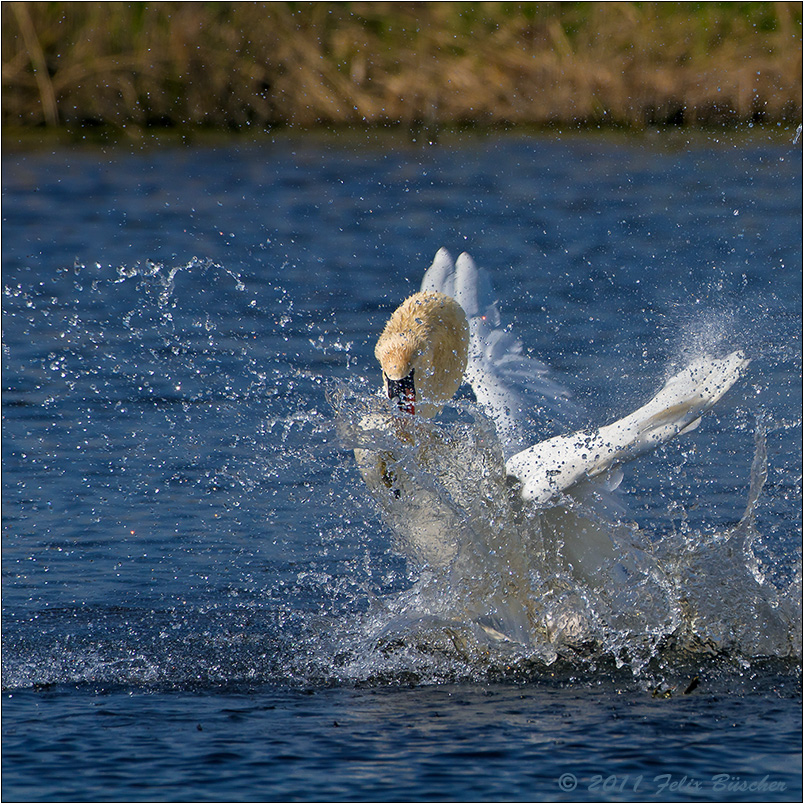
top-left (3, 130), bottom-right (801, 801)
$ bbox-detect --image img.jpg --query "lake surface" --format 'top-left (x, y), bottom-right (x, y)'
top-left (2, 129), bottom-right (801, 802)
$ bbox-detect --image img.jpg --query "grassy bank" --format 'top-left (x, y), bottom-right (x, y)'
top-left (2, 2), bottom-right (801, 135)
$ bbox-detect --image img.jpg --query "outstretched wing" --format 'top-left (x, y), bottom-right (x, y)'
top-left (421, 248), bottom-right (581, 460)
top-left (506, 351), bottom-right (749, 503)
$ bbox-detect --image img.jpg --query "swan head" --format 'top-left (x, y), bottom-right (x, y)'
top-left (375, 291), bottom-right (469, 418)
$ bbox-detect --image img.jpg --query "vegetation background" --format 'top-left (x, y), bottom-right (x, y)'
top-left (2, 1), bottom-right (802, 138)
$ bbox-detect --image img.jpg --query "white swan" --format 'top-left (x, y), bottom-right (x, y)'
top-left (354, 248), bottom-right (748, 603)
top-left (376, 248), bottom-right (747, 499)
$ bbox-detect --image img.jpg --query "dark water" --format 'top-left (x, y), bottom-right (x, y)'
top-left (2, 129), bottom-right (801, 801)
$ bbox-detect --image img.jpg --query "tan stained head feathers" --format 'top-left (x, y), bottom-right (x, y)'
top-left (375, 291), bottom-right (469, 418)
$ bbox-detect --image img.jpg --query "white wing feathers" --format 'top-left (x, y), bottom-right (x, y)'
top-left (420, 248), bottom-right (748, 505)
top-left (506, 351), bottom-right (749, 503)
top-left (421, 249), bottom-right (579, 459)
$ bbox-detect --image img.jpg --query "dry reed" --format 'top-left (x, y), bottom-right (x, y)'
top-left (2, 2), bottom-right (801, 133)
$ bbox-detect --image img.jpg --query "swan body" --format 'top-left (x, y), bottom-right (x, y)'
top-left (356, 248), bottom-right (748, 612)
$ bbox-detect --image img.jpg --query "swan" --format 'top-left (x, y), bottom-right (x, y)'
top-left (353, 248), bottom-right (748, 615)
top-left (372, 248), bottom-right (747, 497)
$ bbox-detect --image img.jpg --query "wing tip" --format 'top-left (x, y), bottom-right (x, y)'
top-left (433, 246), bottom-right (453, 264)
top-left (421, 247), bottom-right (456, 294)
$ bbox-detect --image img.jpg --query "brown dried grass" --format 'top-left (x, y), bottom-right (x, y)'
top-left (2, 2), bottom-right (801, 132)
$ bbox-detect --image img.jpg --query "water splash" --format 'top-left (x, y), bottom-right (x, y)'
top-left (326, 378), bottom-right (800, 682)
top-left (2, 258), bottom-right (800, 693)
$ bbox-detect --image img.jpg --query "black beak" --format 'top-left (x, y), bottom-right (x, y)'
top-left (385, 369), bottom-right (415, 415)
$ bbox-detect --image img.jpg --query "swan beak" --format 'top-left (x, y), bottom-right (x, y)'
top-left (385, 370), bottom-right (416, 415)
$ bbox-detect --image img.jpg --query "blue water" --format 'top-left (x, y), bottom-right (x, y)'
top-left (2, 129), bottom-right (801, 802)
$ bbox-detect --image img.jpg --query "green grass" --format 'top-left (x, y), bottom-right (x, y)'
top-left (2, 1), bottom-right (801, 134)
